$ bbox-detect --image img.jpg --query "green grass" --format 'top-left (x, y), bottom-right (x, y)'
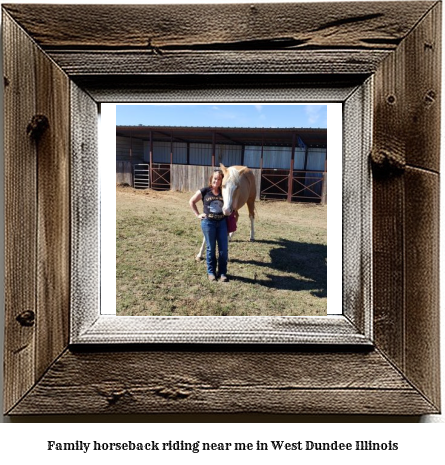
top-left (116, 186), bottom-right (327, 316)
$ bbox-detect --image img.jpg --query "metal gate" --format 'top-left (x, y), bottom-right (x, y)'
top-left (291, 170), bottom-right (324, 202)
top-left (260, 169), bottom-right (325, 202)
top-left (133, 164), bottom-right (149, 189)
top-left (150, 163), bottom-right (171, 190)
top-left (260, 169), bottom-right (289, 200)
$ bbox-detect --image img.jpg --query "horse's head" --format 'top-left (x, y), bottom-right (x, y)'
top-left (220, 163), bottom-right (246, 216)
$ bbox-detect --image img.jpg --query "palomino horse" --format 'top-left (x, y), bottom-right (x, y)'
top-left (196, 163), bottom-right (256, 260)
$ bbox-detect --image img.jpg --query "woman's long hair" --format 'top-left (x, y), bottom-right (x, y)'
top-left (208, 169), bottom-right (224, 189)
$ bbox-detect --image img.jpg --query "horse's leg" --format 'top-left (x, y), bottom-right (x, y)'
top-left (196, 236), bottom-right (206, 261)
top-left (247, 200), bottom-right (255, 241)
top-left (249, 217), bottom-right (255, 241)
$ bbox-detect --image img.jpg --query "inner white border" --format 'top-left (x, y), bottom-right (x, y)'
top-left (99, 103), bottom-right (342, 315)
top-left (99, 105), bottom-right (117, 315)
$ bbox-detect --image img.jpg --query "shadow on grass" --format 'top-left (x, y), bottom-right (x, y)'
top-left (229, 238), bottom-right (327, 298)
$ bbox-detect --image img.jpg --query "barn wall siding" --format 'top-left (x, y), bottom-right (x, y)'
top-left (171, 164), bottom-right (261, 199)
top-left (294, 147), bottom-right (306, 170)
top-left (116, 135), bottom-right (144, 160)
top-left (173, 143), bottom-right (188, 164)
top-left (263, 146), bottom-right (292, 169)
top-left (244, 146), bottom-right (261, 168)
top-left (170, 164), bottom-right (214, 192)
top-left (143, 141), bottom-right (150, 162)
top-left (307, 148), bottom-right (327, 171)
top-left (189, 143), bottom-right (213, 165)
top-left (115, 132), bottom-right (326, 203)
top-left (144, 141), bottom-right (188, 164)
top-left (153, 141), bottom-right (170, 163)
top-left (216, 144), bottom-right (242, 166)
top-left (116, 161), bottom-right (133, 185)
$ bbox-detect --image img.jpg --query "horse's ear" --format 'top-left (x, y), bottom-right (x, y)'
top-left (219, 163), bottom-right (228, 173)
top-left (238, 166), bottom-right (249, 175)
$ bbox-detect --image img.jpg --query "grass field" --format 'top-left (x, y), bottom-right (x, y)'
top-left (116, 185), bottom-right (327, 316)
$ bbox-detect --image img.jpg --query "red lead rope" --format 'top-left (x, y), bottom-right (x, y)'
top-left (227, 211), bottom-right (238, 233)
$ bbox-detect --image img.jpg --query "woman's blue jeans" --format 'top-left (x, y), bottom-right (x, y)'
top-left (201, 218), bottom-right (228, 276)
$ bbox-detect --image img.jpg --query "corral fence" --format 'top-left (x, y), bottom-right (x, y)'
top-left (117, 161), bottom-right (326, 203)
top-left (151, 163), bottom-right (171, 190)
top-left (259, 169), bottom-right (326, 203)
top-left (133, 164), bottom-right (149, 189)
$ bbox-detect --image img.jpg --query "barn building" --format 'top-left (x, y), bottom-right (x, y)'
top-left (116, 126), bottom-right (327, 203)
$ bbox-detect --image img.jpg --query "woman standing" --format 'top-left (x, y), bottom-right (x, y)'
top-left (189, 169), bottom-right (228, 282)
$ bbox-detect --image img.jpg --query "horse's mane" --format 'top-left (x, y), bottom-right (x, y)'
top-left (227, 166), bottom-right (242, 184)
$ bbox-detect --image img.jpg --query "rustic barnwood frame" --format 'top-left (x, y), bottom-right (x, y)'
top-left (71, 83), bottom-right (371, 345)
top-left (3, 2), bottom-right (441, 415)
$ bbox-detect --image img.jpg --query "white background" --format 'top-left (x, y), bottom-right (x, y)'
top-left (0, 0), bottom-right (444, 462)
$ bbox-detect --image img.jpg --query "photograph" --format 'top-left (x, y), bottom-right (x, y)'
top-left (115, 104), bottom-right (328, 317)
top-left (1, 0), bottom-right (441, 423)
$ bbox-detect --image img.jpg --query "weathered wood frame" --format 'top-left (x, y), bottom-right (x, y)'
top-left (3, 2), bottom-right (441, 415)
top-left (72, 83), bottom-right (371, 345)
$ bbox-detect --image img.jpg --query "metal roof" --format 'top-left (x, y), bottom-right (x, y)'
top-left (116, 125), bottom-right (327, 148)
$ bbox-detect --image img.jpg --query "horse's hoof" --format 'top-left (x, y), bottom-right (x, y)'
top-left (195, 256), bottom-right (203, 262)
top-left (249, 239), bottom-right (255, 242)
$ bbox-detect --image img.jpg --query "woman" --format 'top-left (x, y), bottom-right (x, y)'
top-left (189, 169), bottom-right (228, 282)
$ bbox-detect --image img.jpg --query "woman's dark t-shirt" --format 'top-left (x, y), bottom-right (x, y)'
top-left (200, 187), bottom-right (225, 220)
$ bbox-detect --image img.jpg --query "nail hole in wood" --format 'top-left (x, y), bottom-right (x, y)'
top-left (16, 310), bottom-right (35, 327)
top-left (27, 115), bottom-right (49, 141)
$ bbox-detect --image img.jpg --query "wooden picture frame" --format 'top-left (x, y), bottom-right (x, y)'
top-left (3, 2), bottom-right (441, 415)
top-left (74, 91), bottom-right (369, 345)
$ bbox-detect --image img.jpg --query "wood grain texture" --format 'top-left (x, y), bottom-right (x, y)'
top-left (2, 2), bottom-right (435, 50)
top-left (372, 1), bottom-right (441, 173)
top-left (404, 2), bottom-right (441, 172)
top-left (372, 39), bottom-right (405, 368)
top-left (342, 80), bottom-right (372, 336)
top-left (404, 168), bottom-right (440, 407)
top-left (74, 316), bottom-right (370, 346)
top-left (46, 50), bottom-right (391, 76)
top-left (372, 175), bottom-right (405, 368)
top-left (372, 18), bottom-right (408, 372)
top-left (3, 11), bottom-right (71, 412)
top-left (35, 35), bottom-right (71, 381)
top-left (70, 83), bottom-right (99, 339)
top-left (8, 349), bottom-right (437, 415)
top-left (3, 13), bottom-right (38, 414)
top-left (372, 2), bottom-right (441, 411)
